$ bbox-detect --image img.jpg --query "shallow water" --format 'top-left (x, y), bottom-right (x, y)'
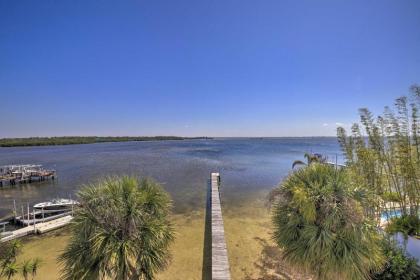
top-left (0, 137), bottom-right (342, 217)
top-left (392, 233), bottom-right (420, 265)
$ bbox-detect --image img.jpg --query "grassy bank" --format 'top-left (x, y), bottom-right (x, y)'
top-left (0, 136), bottom-right (210, 147)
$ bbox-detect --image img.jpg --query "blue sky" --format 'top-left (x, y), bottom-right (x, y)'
top-left (1, 0), bottom-right (419, 137)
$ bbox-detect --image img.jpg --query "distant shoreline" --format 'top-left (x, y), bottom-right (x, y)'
top-left (0, 136), bottom-right (212, 147)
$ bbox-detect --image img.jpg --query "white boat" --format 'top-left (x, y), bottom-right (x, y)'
top-left (33, 198), bottom-right (78, 211)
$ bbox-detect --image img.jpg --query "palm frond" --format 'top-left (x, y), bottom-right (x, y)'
top-left (59, 176), bottom-right (174, 280)
top-left (272, 164), bottom-right (384, 280)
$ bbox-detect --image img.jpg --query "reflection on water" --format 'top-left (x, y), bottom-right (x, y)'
top-left (0, 138), bottom-right (342, 218)
top-left (392, 233), bottom-right (420, 265)
top-left (380, 210), bottom-right (420, 263)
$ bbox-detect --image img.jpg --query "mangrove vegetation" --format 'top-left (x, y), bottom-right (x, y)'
top-left (0, 136), bottom-right (211, 147)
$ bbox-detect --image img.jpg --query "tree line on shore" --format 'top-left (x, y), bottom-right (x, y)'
top-left (0, 136), bottom-right (211, 147)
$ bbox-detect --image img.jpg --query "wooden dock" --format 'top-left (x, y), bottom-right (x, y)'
top-left (210, 172), bottom-right (231, 280)
top-left (0, 164), bottom-right (56, 187)
top-left (35, 215), bottom-right (72, 234)
top-left (16, 211), bottom-right (72, 226)
top-left (0, 215), bottom-right (72, 243)
top-left (0, 225), bottom-right (34, 242)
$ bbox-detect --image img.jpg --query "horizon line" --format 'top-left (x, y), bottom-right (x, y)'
top-left (0, 135), bottom-right (339, 139)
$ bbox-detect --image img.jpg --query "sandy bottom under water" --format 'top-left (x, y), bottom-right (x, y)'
top-left (13, 201), bottom-right (311, 280)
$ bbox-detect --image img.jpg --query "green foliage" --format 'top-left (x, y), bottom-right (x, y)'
top-left (20, 259), bottom-right (32, 280)
top-left (0, 136), bottom-right (210, 147)
top-left (292, 152), bottom-right (327, 168)
top-left (372, 239), bottom-right (420, 280)
top-left (0, 240), bottom-right (42, 280)
top-left (337, 85), bottom-right (420, 226)
top-left (386, 215), bottom-right (420, 236)
top-left (0, 240), bottom-right (21, 276)
top-left (29, 258), bottom-right (42, 280)
top-left (3, 262), bottom-right (19, 280)
top-left (272, 164), bottom-right (384, 280)
top-left (59, 176), bottom-right (175, 280)
top-left (382, 192), bottom-right (400, 203)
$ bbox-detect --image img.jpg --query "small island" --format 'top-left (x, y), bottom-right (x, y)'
top-left (0, 136), bottom-right (211, 147)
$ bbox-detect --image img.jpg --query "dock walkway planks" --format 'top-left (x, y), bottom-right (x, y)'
top-left (211, 172), bottom-right (231, 280)
top-left (35, 215), bottom-right (72, 234)
top-left (0, 215), bottom-right (72, 242)
top-left (0, 225), bottom-right (34, 242)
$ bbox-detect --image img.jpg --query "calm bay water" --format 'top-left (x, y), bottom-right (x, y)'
top-left (0, 138), bottom-right (342, 218)
top-left (2, 138), bottom-right (420, 263)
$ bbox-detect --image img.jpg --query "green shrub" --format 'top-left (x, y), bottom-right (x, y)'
top-left (381, 192), bottom-right (400, 203)
top-left (372, 239), bottom-right (420, 280)
top-left (386, 215), bottom-right (420, 236)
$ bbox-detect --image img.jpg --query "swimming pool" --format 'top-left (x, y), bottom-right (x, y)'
top-left (380, 209), bottom-right (403, 222)
top-left (380, 208), bottom-right (420, 222)
top-left (380, 209), bottom-right (420, 264)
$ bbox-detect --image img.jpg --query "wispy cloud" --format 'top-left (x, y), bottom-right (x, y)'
top-left (322, 123), bottom-right (329, 127)
top-left (335, 122), bottom-right (344, 126)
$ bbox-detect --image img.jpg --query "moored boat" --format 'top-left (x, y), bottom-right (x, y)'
top-left (33, 198), bottom-right (78, 211)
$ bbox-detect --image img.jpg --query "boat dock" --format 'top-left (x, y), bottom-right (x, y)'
top-left (0, 198), bottom-right (76, 242)
top-left (15, 210), bottom-right (72, 226)
top-left (0, 164), bottom-right (56, 187)
top-left (210, 172), bottom-right (231, 280)
top-left (0, 215), bottom-right (72, 242)
top-left (35, 215), bottom-right (72, 234)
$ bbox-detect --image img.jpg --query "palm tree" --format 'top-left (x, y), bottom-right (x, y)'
top-left (3, 262), bottom-right (19, 280)
top-left (272, 163), bottom-right (384, 280)
top-left (0, 240), bottom-right (21, 276)
top-left (0, 240), bottom-right (21, 261)
top-left (292, 152), bottom-right (327, 168)
top-left (21, 259), bottom-right (32, 280)
top-left (0, 241), bottom-right (42, 280)
top-left (29, 258), bottom-right (42, 280)
top-left (59, 176), bottom-right (174, 280)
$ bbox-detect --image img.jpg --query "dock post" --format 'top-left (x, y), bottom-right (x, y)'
top-left (33, 210), bottom-right (36, 231)
top-left (210, 172), bottom-right (231, 280)
top-left (13, 200), bottom-right (16, 216)
top-left (21, 206), bottom-right (24, 223)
